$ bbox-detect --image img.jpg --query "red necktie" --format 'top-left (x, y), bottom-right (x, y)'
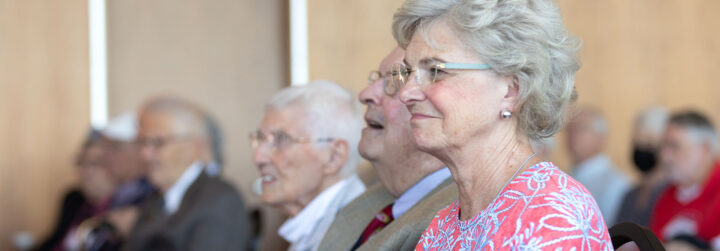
top-left (350, 203), bottom-right (394, 250)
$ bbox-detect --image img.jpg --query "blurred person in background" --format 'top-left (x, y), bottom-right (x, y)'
top-left (615, 107), bottom-right (669, 227)
top-left (76, 111), bottom-right (235, 250)
top-left (251, 81), bottom-right (365, 251)
top-left (202, 114), bottom-right (224, 177)
top-left (100, 113), bottom-right (154, 210)
top-left (318, 48), bottom-right (456, 251)
top-left (35, 129), bottom-right (117, 251)
top-left (650, 110), bottom-right (720, 249)
top-left (124, 96), bottom-right (251, 251)
top-left (566, 106), bottom-right (631, 226)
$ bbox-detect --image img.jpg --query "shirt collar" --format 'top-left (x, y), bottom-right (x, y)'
top-left (278, 174), bottom-right (365, 244)
top-left (163, 161), bottom-right (204, 215)
top-left (392, 167), bottom-right (451, 218)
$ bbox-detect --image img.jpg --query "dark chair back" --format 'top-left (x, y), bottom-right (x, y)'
top-left (609, 222), bottom-right (665, 251)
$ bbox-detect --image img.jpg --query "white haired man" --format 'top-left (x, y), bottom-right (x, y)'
top-left (650, 110), bottom-right (720, 248)
top-left (126, 97), bottom-right (251, 251)
top-left (251, 80), bottom-right (365, 251)
top-left (565, 106), bottom-right (631, 226)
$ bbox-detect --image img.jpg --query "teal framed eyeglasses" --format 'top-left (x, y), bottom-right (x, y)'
top-left (386, 62), bottom-right (491, 95)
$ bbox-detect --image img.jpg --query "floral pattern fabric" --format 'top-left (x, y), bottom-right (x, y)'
top-left (416, 162), bottom-right (612, 250)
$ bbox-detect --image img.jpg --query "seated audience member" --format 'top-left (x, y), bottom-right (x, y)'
top-left (566, 106), bottom-right (631, 225)
top-left (650, 111), bottom-right (720, 246)
top-left (615, 107), bottom-right (669, 227)
top-left (251, 81), bottom-right (365, 251)
top-left (79, 112), bottom-right (233, 250)
top-left (124, 96), bottom-right (251, 251)
top-left (36, 129), bottom-right (117, 251)
top-left (390, 0), bottom-right (611, 249)
top-left (318, 48), bottom-right (456, 251)
top-left (100, 113), bottom-right (154, 209)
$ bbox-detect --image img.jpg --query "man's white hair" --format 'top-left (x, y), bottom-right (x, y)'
top-left (266, 80), bottom-right (364, 178)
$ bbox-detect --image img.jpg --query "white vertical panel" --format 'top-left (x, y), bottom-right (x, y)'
top-left (289, 0), bottom-right (309, 86)
top-left (89, 0), bottom-right (108, 128)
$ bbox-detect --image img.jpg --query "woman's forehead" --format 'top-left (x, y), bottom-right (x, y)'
top-left (405, 21), bottom-right (478, 65)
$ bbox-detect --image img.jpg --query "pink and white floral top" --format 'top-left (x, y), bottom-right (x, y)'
top-left (416, 162), bottom-right (613, 250)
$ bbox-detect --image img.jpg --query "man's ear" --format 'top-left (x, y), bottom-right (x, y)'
top-left (324, 139), bottom-right (349, 176)
top-left (193, 137), bottom-right (212, 162)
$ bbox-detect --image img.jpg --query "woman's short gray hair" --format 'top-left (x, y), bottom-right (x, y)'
top-left (266, 80), bottom-right (364, 178)
top-left (393, 0), bottom-right (580, 139)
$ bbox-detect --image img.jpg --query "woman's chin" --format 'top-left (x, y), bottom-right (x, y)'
top-left (412, 129), bottom-right (442, 154)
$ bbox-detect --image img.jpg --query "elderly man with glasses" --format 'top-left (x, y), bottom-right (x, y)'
top-left (251, 80), bottom-right (366, 251)
top-left (124, 96), bottom-right (251, 251)
top-left (318, 48), bottom-right (456, 251)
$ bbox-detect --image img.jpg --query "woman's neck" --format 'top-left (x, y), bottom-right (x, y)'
top-left (438, 127), bottom-right (539, 221)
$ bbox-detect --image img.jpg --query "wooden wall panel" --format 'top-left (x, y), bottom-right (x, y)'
top-left (308, 0), bottom-right (405, 92)
top-left (308, 0), bottom-right (720, 182)
top-left (0, 0), bottom-right (90, 249)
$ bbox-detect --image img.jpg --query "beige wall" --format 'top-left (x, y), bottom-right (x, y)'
top-left (0, 0), bottom-right (90, 250)
top-left (308, 0), bottom-right (720, 181)
top-left (106, 0), bottom-right (289, 250)
top-left (308, 0), bottom-right (404, 91)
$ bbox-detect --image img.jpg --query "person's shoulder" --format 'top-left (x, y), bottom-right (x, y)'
top-left (191, 175), bottom-right (246, 207)
top-left (522, 161), bottom-right (567, 181)
top-left (340, 183), bottom-right (394, 214)
top-left (362, 182), bottom-right (393, 200)
top-left (405, 178), bottom-right (457, 217)
top-left (514, 162), bottom-right (597, 199)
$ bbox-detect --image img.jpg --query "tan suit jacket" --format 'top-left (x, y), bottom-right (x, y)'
top-left (318, 177), bottom-right (457, 251)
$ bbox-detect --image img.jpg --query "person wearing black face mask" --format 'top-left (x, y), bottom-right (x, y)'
top-left (615, 107), bottom-right (670, 227)
top-left (633, 146), bottom-right (658, 174)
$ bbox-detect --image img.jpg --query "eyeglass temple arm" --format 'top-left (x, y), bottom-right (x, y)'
top-left (437, 63), bottom-right (491, 70)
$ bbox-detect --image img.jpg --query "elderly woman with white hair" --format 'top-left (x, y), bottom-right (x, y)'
top-left (389, 0), bottom-right (612, 249)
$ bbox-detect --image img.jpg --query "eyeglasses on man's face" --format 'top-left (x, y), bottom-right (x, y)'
top-left (249, 130), bottom-right (334, 151)
top-left (387, 62), bottom-right (492, 93)
top-left (136, 134), bottom-right (197, 150)
top-left (367, 70), bottom-right (399, 96)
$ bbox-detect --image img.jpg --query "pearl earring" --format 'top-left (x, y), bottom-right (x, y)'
top-left (500, 110), bottom-right (512, 119)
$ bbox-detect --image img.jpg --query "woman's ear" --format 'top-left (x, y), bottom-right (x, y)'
top-left (502, 76), bottom-right (520, 109)
top-left (324, 139), bottom-right (349, 176)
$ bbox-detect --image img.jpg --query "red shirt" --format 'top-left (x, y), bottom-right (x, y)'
top-left (650, 162), bottom-right (720, 243)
